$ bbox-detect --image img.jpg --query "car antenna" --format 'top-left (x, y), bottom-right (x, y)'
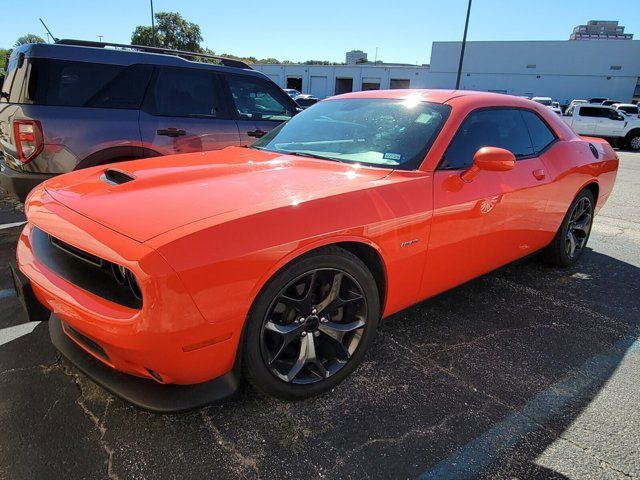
top-left (39, 18), bottom-right (59, 43)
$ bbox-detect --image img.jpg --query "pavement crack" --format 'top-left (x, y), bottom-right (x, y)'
top-left (558, 435), bottom-right (636, 478)
top-left (200, 410), bottom-right (261, 479)
top-left (60, 363), bottom-right (120, 480)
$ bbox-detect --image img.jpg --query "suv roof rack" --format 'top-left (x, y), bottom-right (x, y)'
top-left (55, 39), bottom-right (253, 69)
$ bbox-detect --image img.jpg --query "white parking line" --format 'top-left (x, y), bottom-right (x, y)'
top-left (0, 322), bottom-right (41, 347)
top-left (0, 221), bottom-right (26, 231)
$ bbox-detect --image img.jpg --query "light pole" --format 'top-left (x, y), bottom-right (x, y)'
top-left (98, 35), bottom-right (104, 42)
top-left (150, 0), bottom-right (157, 47)
top-left (455, 0), bottom-right (473, 90)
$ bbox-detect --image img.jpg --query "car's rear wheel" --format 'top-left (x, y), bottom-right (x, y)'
top-left (541, 189), bottom-right (595, 267)
top-left (627, 130), bottom-right (640, 151)
top-left (243, 246), bottom-right (380, 400)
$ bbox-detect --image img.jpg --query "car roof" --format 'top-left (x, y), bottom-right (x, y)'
top-left (613, 103), bottom-right (637, 108)
top-left (11, 42), bottom-right (266, 78)
top-left (326, 89), bottom-right (544, 107)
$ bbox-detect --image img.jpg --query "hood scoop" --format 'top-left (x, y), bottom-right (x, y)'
top-left (102, 168), bottom-right (136, 186)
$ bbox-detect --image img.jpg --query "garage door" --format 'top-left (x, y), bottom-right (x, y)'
top-left (310, 76), bottom-right (328, 98)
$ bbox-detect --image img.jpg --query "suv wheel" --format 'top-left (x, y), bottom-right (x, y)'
top-left (627, 131), bottom-right (640, 151)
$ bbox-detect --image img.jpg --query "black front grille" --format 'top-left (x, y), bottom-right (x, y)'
top-left (31, 227), bottom-right (142, 309)
top-left (64, 322), bottom-right (110, 362)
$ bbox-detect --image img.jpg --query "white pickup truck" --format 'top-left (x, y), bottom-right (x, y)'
top-left (563, 103), bottom-right (640, 151)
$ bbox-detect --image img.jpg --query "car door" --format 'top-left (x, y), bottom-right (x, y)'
top-left (222, 74), bottom-right (297, 145)
top-left (421, 108), bottom-right (552, 298)
top-left (139, 67), bottom-right (241, 156)
top-left (597, 108), bottom-right (627, 137)
top-left (571, 106), bottom-right (603, 135)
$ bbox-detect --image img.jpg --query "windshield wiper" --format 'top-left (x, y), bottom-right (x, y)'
top-left (280, 151), bottom-right (346, 163)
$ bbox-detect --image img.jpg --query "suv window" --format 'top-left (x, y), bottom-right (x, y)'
top-left (28, 59), bottom-right (131, 107)
top-left (148, 67), bottom-right (226, 118)
top-left (579, 106), bottom-right (606, 118)
top-left (441, 109), bottom-right (534, 169)
top-left (226, 75), bottom-right (294, 121)
top-left (520, 110), bottom-right (556, 153)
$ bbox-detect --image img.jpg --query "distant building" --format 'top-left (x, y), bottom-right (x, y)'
top-left (345, 50), bottom-right (367, 65)
top-left (254, 39), bottom-right (640, 103)
top-left (570, 20), bottom-right (633, 40)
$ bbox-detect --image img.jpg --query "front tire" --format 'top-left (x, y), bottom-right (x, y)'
top-left (243, 246), bottom-right (380, 400)
top-left (541, 189), bottom-right (595, 267)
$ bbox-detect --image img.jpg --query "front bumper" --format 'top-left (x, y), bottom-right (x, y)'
top-left (0, 157), bottom-right (55, 202)
top-left (49, 314), bottom-right (239, 413)
top-left (16, 186), bottom-right (244, 410)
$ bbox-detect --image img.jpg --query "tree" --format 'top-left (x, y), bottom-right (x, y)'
top-left (15, 34), bottom-right (45, 47)
top-left (131, 12), bottom-right (203, 52)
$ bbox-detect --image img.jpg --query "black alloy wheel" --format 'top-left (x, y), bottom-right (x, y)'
top-left (243, 246), bottom-right (380, 400)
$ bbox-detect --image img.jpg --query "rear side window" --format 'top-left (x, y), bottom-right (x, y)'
top-left (226, 75), bottom-right (294, 121)
top-left (26, 59), bottom-right (152, 109)
top-left (578, 107), bottom-right (605, 118)
top-left (520, 110), bottom-right (556, 154)
top-left (148, 67), bottom-right (226, 117)
top-left (441, 109), bottom-right (534, 169)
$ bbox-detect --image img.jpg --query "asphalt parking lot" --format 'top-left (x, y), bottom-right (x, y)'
top-left (0, 152), bottom-right (638, 480)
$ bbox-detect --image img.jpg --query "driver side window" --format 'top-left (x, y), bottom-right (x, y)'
top-left (226, 75), bottom-right (294, 121)
top-left (441, 109), bottom-right (534, 169)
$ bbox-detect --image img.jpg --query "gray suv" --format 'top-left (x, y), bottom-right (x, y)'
top-left (0, 40), bottom-right (299, 201)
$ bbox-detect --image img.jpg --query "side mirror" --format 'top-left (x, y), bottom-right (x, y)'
top-left (460, 147), bottom-right (516, 183)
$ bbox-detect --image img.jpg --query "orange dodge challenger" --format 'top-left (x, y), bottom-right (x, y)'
top-left (14, 90), bottom-right (618, 412)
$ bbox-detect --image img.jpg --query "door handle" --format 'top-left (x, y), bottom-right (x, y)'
top-left (247, 129), bottom-right (266, 138)
top-left (532, 169), bottom-right (546, 180)
top-left (157, 128), bottom-right (186, 137)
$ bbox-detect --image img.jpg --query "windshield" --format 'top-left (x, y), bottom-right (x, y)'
top-left (251, 98), bottom-right (450, 170)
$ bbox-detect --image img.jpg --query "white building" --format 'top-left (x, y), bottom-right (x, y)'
top-left (253, 39), bottom-right (640, 104)
top-left (345, 50), bottom-right (367, 65)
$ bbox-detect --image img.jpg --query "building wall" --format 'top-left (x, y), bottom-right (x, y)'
top-left (253, 64), bottom-right (431, 98)
top-left (430, 40), bottom-right (640, 102)
top-left (254, 40), bottom-right (640, 103)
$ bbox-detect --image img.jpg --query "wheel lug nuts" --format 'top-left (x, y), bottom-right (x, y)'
top-left (312, 308), bottom-right (317, 314)
top-left (301, 331), bottom-right (307, 336)
top-left (314, 331), bottom-right (320, 337)
top-left (320, 317), bottom-right (327, 323)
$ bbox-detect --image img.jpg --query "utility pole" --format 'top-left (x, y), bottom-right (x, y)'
top-left (150, 0), bottom-right (157, 47)
top-left (374, 47), bottom-right (378, 65)
top-left (455, 0), bottom-right (472, 90)
top-left (98, 35), bottom-right (104, 42)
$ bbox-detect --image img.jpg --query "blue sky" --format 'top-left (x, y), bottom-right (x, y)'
top-left (2, 0), bottom-right (638, 64)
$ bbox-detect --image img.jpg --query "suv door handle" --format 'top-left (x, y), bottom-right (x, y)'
top-left (247, 129), bottom-right (266, 138)
top-left (532, 169), bottom-right (546, 180)
top-left (157, 128), bottom-right (186, 137)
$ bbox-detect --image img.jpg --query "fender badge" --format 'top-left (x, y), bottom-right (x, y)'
top-left (400, 239), bottom-right (419, 247)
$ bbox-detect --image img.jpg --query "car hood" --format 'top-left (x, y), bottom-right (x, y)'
top-left (43, 147), bottom-right (391, 242)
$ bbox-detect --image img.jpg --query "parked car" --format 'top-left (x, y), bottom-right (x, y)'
top-left (588, 97), bottom-right (609, 104)
top-left (601, 100), bottom-right (622, 107)
top-left (612, 103), bottom-right (639, 117)
top-left (14, 90), bottom-right (618, 411)
top-left (532, 96), bottom-right (561, 115)
top-left (294, 94), bottom-right (319, 109)
top-left (283, 89), bottom-right (301, 99)
top-left (550, 101), bottom-right (563, 115)
top-left (0, 40), bottom-right (300, 201)
top-left (563, 103), bottom-right (640, 150)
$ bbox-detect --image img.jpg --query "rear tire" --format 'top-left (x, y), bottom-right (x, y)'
top-left (243, 246), bottom-right (380, 400)
top-left (541, 189), bottom-right (595, 267)
top-left (626, 130), bottom-right (640, 151)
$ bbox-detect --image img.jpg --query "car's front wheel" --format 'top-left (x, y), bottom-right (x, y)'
top-left (541, 189), bottom-right (595, 267)
top-left (243, 246), bottom-right (380, 400)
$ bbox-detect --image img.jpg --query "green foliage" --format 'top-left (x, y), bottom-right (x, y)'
top-left (15, 34), bottom-right (45, 47)
top-left (0, 48), bottom-right (11, 75)
top-left (131, 12), bottom-right (203, 52)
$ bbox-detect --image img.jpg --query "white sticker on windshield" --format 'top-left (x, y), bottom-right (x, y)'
top-left (383, 152), bottom-right (403, 162)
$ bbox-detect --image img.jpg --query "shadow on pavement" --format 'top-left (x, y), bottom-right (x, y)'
top-left (1, 245), bottom-right (638, 479)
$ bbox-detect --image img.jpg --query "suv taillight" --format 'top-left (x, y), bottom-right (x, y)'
top-left (13, 119), bottom-right (44, 164)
